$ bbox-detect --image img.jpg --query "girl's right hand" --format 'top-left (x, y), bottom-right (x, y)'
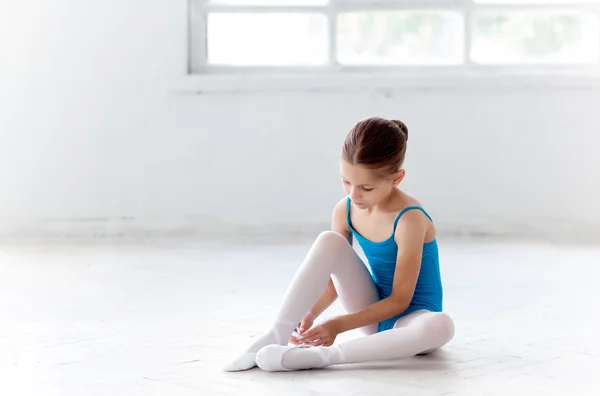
top-left (289, 312), bottom-right (316, 345)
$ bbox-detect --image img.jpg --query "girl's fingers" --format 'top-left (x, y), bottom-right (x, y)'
top-left (300, 333), bottom-right (322, 343)
top-left (301, 326), bottom-right (321, 339)
top-left (311, 339), bottom-right (328, 347)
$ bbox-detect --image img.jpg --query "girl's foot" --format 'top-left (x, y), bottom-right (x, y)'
top-left (255, 344), bottom-right (345, 372)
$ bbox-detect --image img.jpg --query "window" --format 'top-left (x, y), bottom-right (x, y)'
top-left (206, 13), bottom-right (329, 66)
top-left (188, 0), bottom-right (600, 72)
top-left (336, 11), bottom-right (464, 66)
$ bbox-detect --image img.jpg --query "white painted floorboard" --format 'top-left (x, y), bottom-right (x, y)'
top-left (1, 239), bottom-right (599, 395)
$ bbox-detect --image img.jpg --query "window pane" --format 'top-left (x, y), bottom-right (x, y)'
top-left (471, 11), bottom-right (600, 64)
top-left (336, 11), bottom-right (464, 65)
top-left (207, 13), bottom-right (328, 66)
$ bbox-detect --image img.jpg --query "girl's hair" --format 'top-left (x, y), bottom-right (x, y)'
top-left (342, 116), bottom-right (409, 176)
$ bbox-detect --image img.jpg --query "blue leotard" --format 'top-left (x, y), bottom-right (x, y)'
top-left (346, 197), bottom-right (443, 332)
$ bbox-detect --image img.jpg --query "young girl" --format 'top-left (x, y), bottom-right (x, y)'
top-left (224, 116), bottom-right (455, 372)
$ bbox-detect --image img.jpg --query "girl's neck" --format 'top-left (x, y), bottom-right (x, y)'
top-left (366, 188), bottom-right (404, 214)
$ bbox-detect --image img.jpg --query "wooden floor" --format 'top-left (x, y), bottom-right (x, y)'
top-left (1, 238), bottom-right (599, 395)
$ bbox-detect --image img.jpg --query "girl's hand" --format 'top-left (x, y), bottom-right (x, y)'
top-left (289, 312), bottom-right (316, 345)
top-left (298, 318), bottom-right (343, 347)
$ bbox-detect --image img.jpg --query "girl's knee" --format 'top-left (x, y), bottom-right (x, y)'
top-left (303, 231), bottom-right (355, 273)
top-left (315, 230), bottom-right (350, 249)
top-left (427, 313), bottom-right (455, 345)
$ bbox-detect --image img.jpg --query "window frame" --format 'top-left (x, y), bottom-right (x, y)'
top-left (180, 0), bottom-right (600, 92)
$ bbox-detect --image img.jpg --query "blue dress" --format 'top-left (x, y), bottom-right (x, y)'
top-left (346, 197), bottom-right (444, 332)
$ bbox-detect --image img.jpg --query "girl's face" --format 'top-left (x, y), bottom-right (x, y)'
top-left (340, 160), bottom-right (405, 209)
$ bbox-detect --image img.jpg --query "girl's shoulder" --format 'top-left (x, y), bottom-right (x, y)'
top-left (393, 190), bottom-right (423, 211)
top-left (331, 197), bottom-right (353, 242)
top-left (393, 192), bottom-right (433, 223)
top-left (392, 192), bottom-right (436, 243)
top-left (332, 196), bottom-right (350, 218)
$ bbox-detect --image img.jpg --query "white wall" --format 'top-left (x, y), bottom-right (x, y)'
top-left (1, 1), bottom-right (599, 241)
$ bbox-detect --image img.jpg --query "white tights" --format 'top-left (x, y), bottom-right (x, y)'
top-left (223, 231), bottom-right (455, 372)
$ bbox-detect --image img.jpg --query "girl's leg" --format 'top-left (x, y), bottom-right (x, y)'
top-left (330, 243), bottom-right (380, 336)
top-left (223, 231), bottom-right (379, 371)
top-left (256, 310), bottom-right (455, 371)
top-left (392, 310), bottom-right (449, 355)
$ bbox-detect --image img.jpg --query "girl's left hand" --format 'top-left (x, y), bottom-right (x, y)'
top-left (299, 318), bottom-right (343, 347)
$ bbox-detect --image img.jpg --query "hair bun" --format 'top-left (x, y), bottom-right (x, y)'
top-left (391, 119), bottom-right (408, 140)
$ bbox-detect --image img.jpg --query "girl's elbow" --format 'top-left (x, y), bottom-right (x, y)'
top-left (389, 294), bottom-right (411, 315)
